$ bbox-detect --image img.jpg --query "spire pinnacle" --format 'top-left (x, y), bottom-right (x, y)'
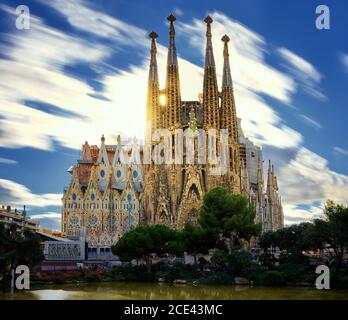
top-left (222, 34), bottom-right (230, 43)
top-left (204, 15), bottom-right (213, 25)
top-left (221, 34), bottom-right (233, 87)
top-left (167, 14), bottom-right (177, 65)
top-left (204, 16), bottom-right (215, 67)
top-left (167, 14), bottom-right (176, 23)
top-left (165, 13), bottom-right (181, 128)
top-left (148, 31), bottom-right (159, 82)
top-left (149, 31), bottom-right (158, 40)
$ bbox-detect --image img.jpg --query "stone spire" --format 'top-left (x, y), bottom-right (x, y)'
top-left (204, 16), bottom-right (215, 67)
top-left (221, 35), bottom-right (233, 87)
top-left (267, 160), bottom-right (273, 197)
top-left (148, 31), bottom-right (159, 83)
top-left (167, 14), bottom-right (178, 65)
top-left (257, 151), bottom-right (264, 202)
top-left (202, 16), bottom-right (219, 129)
top-left (220, 35), bottom-right (238, 142)
top-left (165, 14), bottom-right (181, 129)
top-left (146, 31), bottom-right (161, 133)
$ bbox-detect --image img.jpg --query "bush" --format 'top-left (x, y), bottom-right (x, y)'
top-left (164, 262), bottom-right (199, 283)
top-left (210, 249), bottom-right (253, 278)
top-left (330, 269), bottom-right (348, 289)
top-left (227, 250), bottom-right (253, 277)
top-left (248, 263), bottom-right (267, 283)
top-left (277, 263), bottom-right (306, 283)
top-left (260, 271), bottom-right (287, 286)
top-left (115, 266), bottom-right (157, 282)
top-left (200, 272), bottom-right (234, 286)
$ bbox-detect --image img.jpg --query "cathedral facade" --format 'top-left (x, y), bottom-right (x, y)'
top-left (61, 15), bottom-right (283, 258)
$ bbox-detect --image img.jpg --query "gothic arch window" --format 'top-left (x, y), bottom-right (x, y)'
top-left (188, 184), bottom-right (200, 200)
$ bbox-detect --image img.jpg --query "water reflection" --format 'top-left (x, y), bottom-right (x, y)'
top-left (1, 282), bottom-right (348, 300)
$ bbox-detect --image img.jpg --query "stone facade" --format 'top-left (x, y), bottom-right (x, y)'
top-left (61, 15), bottom-right (284, 257)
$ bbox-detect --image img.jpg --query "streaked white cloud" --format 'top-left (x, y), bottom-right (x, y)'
top-left (278, 47), bottom-right (326, 101)
top-left (0, 157), bottom-right (17, 165)
top-left (40, 0), bottom-right (147, 45)
top-left (299, 114), bottom-right (323, 130)
top-left (283, 203), bottom-right (324, 225)
top-left (31, 212), bottom-right (61, 220)
top-left (173, 8), bottom-right (184, 17)
top-left (30, 212), bottom-right (61, 230)
top-left (340, 53), bottom-right (348, 72)
top-left (0, 178), bottom-right (62, 207)
top-left (334, 146), bottom-right (348, 157)
top-left (279, 148), bottom-right (348, 222)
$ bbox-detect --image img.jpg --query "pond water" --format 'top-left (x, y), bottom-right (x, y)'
top-left (1, 282), bottom-right (348, 300)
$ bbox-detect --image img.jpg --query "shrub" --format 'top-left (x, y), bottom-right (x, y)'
top-left (227, 250), bottom-right (253, 277)
top-left (330, 269), bottom-right (348, 289)
top-left (260, 271), bottom-right (287, 286)
top-left (200, 272), bottom-right (234, 286)
top-left (164, 262), bottom-right (199, 282)
top-left (277, 263), bottom-right (306, 283)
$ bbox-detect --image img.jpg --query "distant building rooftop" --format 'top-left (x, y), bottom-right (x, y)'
top-left (0, 204), bottom-right (40, 231)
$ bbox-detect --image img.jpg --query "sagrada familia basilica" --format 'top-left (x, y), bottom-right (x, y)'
top-left (61, 15), bottom-right (284, 257)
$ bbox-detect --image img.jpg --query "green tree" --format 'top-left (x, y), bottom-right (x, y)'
top-left (259, 223), bottom-right (314, 265)
top-left (0, 223), bottom-right (43, 290)
top-left (308, 200), bottom-right (348, 270)
top-left (199, 187), bottom-right (261, 250)
top-left (181, 222), bottom-right (218, 267)
top-left (111, 224), bottom-right (182, 272)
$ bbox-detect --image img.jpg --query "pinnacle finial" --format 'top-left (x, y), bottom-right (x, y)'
top-left (101, 134), bottom-right (105, 143)
top-left (222, 34), bottom-right (230, 43)
top-left (149, 31), bottom-right (158, 40)
top-left (204, 16), bottom-right (213, 24)
top-left (167, 14), bottom-right (176, 23)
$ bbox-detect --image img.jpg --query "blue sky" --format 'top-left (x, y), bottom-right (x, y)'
top-left (0, 0), bottom-right (347, 229)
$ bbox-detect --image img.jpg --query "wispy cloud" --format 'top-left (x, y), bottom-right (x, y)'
top-left (40, 0), bottom-right (147, 44)
top-left (0, 178), bottom-right (62, 207)
top-left (0, 157), bottom-right (17, 165)
top-left (340, 53), bottom-right (348, 72)
top-left (283, 202), bottom-right (324, 225)
top-left (299, 114), bottom-right (323, 130)
top-left (173, 8), bottom-right (184, 17)
top-left (278, 47), bottom-right (326, 101)
top-left (31, 212), bottom-right (61, 220)
top-left (30, 212), bottom-right (61, 230)
top-left (334, 146), bottom-right (348, 157)
top-left (279, 148), bottom-right (348, 218)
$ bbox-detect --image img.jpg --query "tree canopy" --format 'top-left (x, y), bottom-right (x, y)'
top-left (259, 200), bottom-right (348, 269)
top-left (0, 223), bottom-right (43, 289)
top-left (199, 187), bottom-right (261, 248)
top-left (180, 222), bottom-right (219, 265)
top-left (111, 224), bottom-right (182, 271)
